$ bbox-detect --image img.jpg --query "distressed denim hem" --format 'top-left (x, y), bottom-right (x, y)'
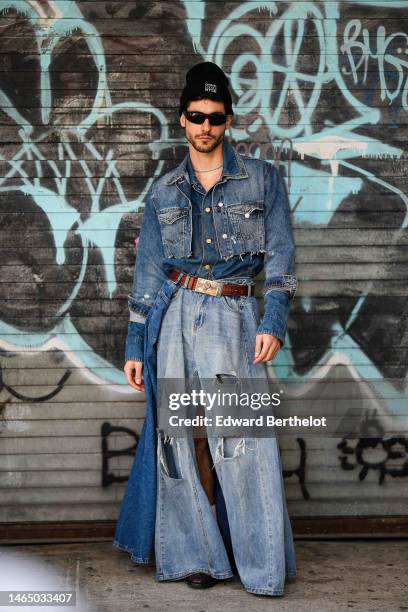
top-left (124, 354), bottom-right (144, 363)
top-left (263, 274), bottom-right (298, 300)
top-left (128, 295), bottom-right (152, 317)
top-left (244, 585), bottom-right (284, 596)
top-left (112, 540), bottom-right (152, 566)
top-left (156, 568), bottom-right (234, 582)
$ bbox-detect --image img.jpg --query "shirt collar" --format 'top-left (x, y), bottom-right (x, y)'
top-left (164, 138), bottom-right (248, 186)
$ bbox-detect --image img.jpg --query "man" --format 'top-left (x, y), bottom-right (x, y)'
top-left (115, 62), bottom-right (297, 596)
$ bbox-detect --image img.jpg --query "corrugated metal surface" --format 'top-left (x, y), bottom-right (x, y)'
top-left (0, 1), bottom-right (407, 525)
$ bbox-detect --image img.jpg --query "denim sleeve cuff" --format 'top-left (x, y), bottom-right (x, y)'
top-left (256, 291), bottom-right (290, 347)
top-left (256, 317), bottom-right (286, 346)
top-left (125, 321), bottom-right (145, 363)
top-left (128, 295), bottom-right (152, 317)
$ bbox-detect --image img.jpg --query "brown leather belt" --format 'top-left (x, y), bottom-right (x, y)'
top-left (169, 268), bottom-right (254, 297)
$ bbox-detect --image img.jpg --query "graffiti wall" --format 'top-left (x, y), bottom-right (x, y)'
top-left (0, 0), bottom-right (407, 522)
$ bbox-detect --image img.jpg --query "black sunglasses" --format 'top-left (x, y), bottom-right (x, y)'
top-left (183, 110), bottom-right (227, 126)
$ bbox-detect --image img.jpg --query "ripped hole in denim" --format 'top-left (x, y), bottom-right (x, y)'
top-left (214, 437), bottom-right (258, 463)
top-left (157, 434), bottom-right (184, 480)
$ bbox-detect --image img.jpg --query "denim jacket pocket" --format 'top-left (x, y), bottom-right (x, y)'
top-left (156, 206), bottom-right (190, 258)
top-left (226, 202), bottom-right (265, 254)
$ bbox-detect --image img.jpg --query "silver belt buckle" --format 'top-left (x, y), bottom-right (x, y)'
top-left (195, 277), bottom-right (222, 297)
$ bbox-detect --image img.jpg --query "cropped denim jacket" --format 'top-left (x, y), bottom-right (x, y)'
top-left (125, 139), bottom-right (297, 362)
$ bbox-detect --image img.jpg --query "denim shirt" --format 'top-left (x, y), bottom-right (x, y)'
top-left (125, 139), bottom-right (297, 363)
top-left (183, 153), bottom-right (265, 278)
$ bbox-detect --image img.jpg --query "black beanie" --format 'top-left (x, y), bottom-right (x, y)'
top-left (178, 61), bottom-right (234, 116)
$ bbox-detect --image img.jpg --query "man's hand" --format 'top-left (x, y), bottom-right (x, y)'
top-left (124, 360), bottom-right (145, 392)
top-left (253, 334), bottom-right (282, 364)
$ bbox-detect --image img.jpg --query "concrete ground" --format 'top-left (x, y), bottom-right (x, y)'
top-left (0, 540), bottom-right (407, 612)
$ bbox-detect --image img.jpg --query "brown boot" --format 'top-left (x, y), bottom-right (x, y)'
top-left (186, 572), bottom-right (219, 589)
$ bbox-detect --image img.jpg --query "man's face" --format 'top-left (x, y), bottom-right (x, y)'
top-left (179, 98), bottom-right (233, 154)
